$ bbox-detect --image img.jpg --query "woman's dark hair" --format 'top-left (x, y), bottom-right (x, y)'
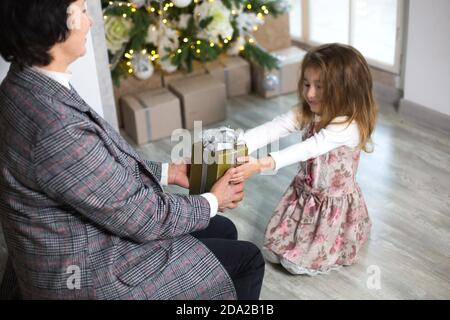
top-left (0, 0), bottom-right (77, 67)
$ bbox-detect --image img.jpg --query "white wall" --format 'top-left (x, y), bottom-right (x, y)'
top-left (403, 0), bottom-right (450, 116)
top-left (0, 61), bottom-right (8, 81)
top-left (69, 32), bottom-right (104, 117)
top-left (0, 31), bottom-right (104, 117)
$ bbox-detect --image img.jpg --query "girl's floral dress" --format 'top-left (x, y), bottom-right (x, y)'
top-left (263, 122), bottom-right (371, 275)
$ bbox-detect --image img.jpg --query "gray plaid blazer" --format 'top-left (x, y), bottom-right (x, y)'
top-left (0, 64), bottom-right (236, 300)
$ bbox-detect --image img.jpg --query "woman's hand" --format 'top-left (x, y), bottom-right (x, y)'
top-left (230, 156), bottom-right (275, 184)
top-left (211, 168), bottom-right (245, 211)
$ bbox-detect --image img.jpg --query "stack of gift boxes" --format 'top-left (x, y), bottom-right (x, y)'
top-left (252, 12), bottom-right (307, 98)
top-left (118, 56), bottom-right (253, 145)
top-left (117, 14), bottom-right (306, 146)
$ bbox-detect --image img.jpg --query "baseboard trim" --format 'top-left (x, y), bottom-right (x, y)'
top-left (399, 99), bottom-right (450, 135)
top-left (373, 82), bottom-right (403, 106)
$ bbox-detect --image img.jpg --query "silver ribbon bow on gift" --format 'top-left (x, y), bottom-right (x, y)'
top-left (198, 127), bottom-right (245, 193)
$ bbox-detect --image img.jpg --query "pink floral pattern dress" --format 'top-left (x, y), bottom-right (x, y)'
top-left (263, 122), bottom-right (371, 275)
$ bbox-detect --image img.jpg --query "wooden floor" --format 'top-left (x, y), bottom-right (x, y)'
top-left (132, 92), bottom-right (450, 300)
top-left (1, 92), bottom-right (449, 299)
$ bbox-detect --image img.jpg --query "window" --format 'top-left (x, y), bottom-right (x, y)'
top-left (289, 0), bottom-right (405, 73)
top-left (310, 0), bottom-right (350, 44)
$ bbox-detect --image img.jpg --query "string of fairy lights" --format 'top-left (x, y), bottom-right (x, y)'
top-left (102, 0), bottom-right (275, 76)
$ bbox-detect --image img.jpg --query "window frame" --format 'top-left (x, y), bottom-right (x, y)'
top-left (290, 0), bottom-right (406, 74)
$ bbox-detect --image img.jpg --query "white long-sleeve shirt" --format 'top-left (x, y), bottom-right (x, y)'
top-left (33, 67), bottom-right (219, 217)
top-left (243, 108), bottom-right (360, 171)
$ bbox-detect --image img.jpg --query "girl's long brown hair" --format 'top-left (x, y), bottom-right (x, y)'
top-left (297, 43), bottom-right (377, 152)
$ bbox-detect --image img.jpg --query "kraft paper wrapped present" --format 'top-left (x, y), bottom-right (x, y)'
top-left (162, 61), bottom-right (206, 87)
top-left (115, 72), bottom-right (163, 128)
top-left (221, 56), bottom-right (252, 97)
top-left (252, 46), bottom-right (307, 98)
top-left (204, 60), bottom-right (226, 84)
top-left (253, 13), bottom-right (292, 52)
top-left (204, 57), bottom-right (251, 98)
top-left (121, 88), bottom-right (182, 145)
top-left (168, 74), bottom-right (226, 130)
top-left (189, 127), bottom-right (248, 195)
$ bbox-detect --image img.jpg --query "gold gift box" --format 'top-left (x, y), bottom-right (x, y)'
top-left (189, 141), bottom-right (248, 195)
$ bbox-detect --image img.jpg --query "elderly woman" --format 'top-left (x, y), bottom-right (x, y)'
top-left (0, 0), bottom-right (264, 300)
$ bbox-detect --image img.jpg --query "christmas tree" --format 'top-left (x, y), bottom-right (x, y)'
top-left (102, 0), bottom-right (290, 85)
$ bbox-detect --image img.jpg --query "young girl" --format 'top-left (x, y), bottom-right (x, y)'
top-left (231, 43), bottom-right (377, 275)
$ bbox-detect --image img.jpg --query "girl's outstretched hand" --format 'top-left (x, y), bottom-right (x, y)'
top-left (230, 156), bottom-right (275, 184)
